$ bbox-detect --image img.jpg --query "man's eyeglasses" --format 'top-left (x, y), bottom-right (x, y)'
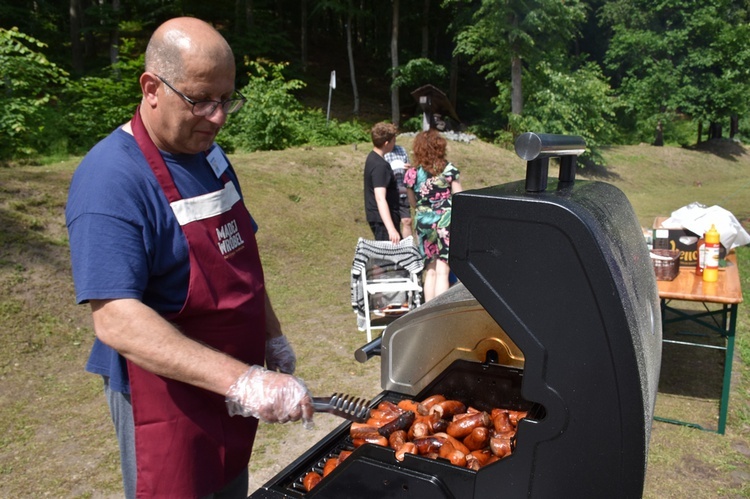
top-left (156, 75), bottom-right (246, 117)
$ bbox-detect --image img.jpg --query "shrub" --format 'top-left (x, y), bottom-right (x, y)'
top-left (219, 60), bottom-right (307, 152)
top-left (507, 61), bottom-right (621, 164)
top-left (62, 53), bottom-right (143, 154)
top-left (220, 60), bottom-right (369, 151)
top-left (0, 27), bottom-right (69, 161)
top-left (391, 58), bottom-right (448, 91)
top-left (296, 111), bottom-right (369, 147)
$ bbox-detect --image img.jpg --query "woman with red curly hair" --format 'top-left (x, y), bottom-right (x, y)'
top-left (404, 129), bottom-right (463, 301)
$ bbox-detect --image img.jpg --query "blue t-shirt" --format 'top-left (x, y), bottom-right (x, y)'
top-left (66, 127), bottom-right (257, 393)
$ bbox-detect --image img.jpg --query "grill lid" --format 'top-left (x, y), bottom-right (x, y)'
top-left (448, 175), bottom-right (661, 498)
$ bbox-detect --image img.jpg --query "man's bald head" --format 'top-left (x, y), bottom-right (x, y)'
top-left (145, 17), bottom-right (234, 83)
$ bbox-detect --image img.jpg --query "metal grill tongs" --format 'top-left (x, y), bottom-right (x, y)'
top-left (312, 393), bottom-right (371, 423)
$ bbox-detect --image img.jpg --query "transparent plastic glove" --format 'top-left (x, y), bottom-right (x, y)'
top-left (265, 335), bottom-right (297, 374)
top-left (226, 365), bottom-right (314, 429)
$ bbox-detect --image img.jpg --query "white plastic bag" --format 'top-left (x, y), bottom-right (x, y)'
top-left (663, 202), bottom-right (750, 250)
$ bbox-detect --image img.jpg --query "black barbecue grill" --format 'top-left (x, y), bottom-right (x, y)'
top-left (250, 133), bottom-right (662, 498)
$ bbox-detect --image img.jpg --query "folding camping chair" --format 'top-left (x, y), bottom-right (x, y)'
top-left (351, 236), bottom-right (424, 341)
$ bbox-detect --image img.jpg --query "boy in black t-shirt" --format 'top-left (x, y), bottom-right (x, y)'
top-left (363, 122), bottom-right (401, 243)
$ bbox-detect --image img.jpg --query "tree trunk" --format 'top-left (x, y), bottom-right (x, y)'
top-left (509, 13), bottom-right (522, 115)
top-left (391, 0), bottom-right (400, 126)
top-left (730, 114), bottom-right (739, 138)
top-left (653, 120), bottom-right (663, 146)
top-left (697, 121), bottom-right (703, 145)
top-left (275, 0), bottom-right (284, 28)
top-left (449, 53), bottom-right (458, 114)
top-left (110, 0), bottom-right (121, 79)
top-left (84, 8), bottom-right (95, 59)
top-left (301, 0), bottom-right (308, 71)
top-left (708, 122), bottom-right (722, 140)
top-left (246, 0), bottom-right (255, 30)
top-left (346, 0), bottom-right (360, 116)
top-left (510, 53), bottom-right (523, 115)
top-left (69, 0), bottom-right (84, 74)
top-left (421, 0), bottom-right (430, 58)
top-left (235, 0), bottom-right (242, 36)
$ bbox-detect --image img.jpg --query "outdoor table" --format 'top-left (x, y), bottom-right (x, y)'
top-left (654, 251), bottom-right (743, 434)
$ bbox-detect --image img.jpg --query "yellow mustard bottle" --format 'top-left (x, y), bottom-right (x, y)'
top-left (702, 224), bottom-right (720, 282)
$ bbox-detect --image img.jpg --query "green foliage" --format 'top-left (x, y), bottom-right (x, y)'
top-left (4, 0), bottom-right (750, 163)
top-left (220, 60), bottom-right (307, 152)
top-left (451, 0), bottom-right (586, 82)
top-left (507, 61), bottom-right (620, 163)
top-left (220, 60), bottom-right (368, 152)
top-left (601, 0), bottom-right (750, 141)
top-left (296, 112), bottom-right (369, 147)
top-left (391, 58), bottom-right (448, 91)
top-left (0, 27), bottom-right (69, 161)
top-left (61, 39), bottom-right (144, 154)
top-left (448, 0), bottom-right (593, 145)
top-left (400, 116), bottom-right (424, 133)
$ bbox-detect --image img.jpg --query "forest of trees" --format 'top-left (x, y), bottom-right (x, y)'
top-left (2, 0), bottom-right (750, 162)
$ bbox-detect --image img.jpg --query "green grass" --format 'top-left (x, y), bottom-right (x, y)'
top-left (0, 138), bottom-right (748, 496)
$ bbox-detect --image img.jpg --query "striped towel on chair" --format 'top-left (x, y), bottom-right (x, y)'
top-left (350, 236), bottom-right (424, 331)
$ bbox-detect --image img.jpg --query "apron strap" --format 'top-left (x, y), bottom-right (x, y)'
top-left (131, 107), bottom-right (231, 202)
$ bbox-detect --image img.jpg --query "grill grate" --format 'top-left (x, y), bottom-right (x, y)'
top-left (252, 361), bottom-right (539, 498)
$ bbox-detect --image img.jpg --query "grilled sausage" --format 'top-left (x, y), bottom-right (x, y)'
top-left (362, 394), bottom-right (524, 469)
top-left (437, 440), bottom-right (467, 467)
top-left (438, 440), bottom-right (455, 459)
top-left (378, 410), bottom-right (415, 438)
top-left (322, 457), bottom-right (339, 477)
top-left (368, 400), bottom-right (403, 426)
top-left (445, 449), bottom-right (467, 467)
top-left (469, 449), bottom-right (493, 467)
top-left (429, 400), bottom-right (467, 419)
top-left (466, 453), bottom-right (482, 470)
top-left (412, 435), bottom-right (447, 455)
top-left (491, 408), bottom-right (513, 433)
top-left (302, 471), bottom-right (322, 491)
top-left (417, 394), bottom-right (446, 415)
top-left (388, 429), bottom-right (407, 450)
top-left (395, 442), bottom-right (417, 462)
top-left (408, 420), bottom-right (430, 440)
top-left (408, 412), bottom-right (440, 439)
top-left (397, 399), bottom-right (420, 414)
top-left (489, 432), bottom-right (513, 458)
top-left (350, 422), bottom-right (379, 439)
top-left (463, 426), bottom-right (490, 451)
top-left (433, 432), bottom-right (471, 455)
top-left (432, 418), bottom-right (450, 433)
top-left (352, 433), bottom-right (389, 448)
top-left (377, 400), bottom-right (403, 413)
top-left (446, 411), bottom-right (491, 439)
top-left (508, 410), bottom-right (528, 427)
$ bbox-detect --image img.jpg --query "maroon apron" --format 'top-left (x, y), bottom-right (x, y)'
top-left (128, 107), bottom-right (266, 497)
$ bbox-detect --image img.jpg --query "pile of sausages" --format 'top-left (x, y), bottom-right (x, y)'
top-left (301, 394), bottom-right (527, 492)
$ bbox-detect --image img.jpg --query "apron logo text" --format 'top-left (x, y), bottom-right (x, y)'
top-left (216, 219), bottom-right (245, 256)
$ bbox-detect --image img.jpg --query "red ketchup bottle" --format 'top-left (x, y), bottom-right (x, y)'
top-left (695, 233), bottom-right (706, 276)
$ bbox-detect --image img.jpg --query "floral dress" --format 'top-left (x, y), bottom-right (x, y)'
top-left (404, 163), bottom-right (460, 263)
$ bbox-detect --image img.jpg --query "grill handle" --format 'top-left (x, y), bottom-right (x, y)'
top-left (354, 336), bottom-right (382, 363)
top-left (514, 132), bottom-right (586, 192)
